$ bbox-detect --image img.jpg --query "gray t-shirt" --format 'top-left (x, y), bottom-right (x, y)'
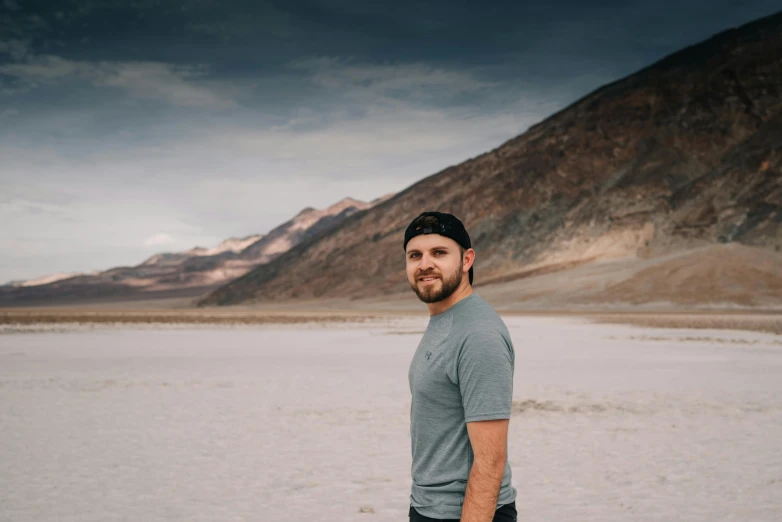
top-left (408, 293), bottom-right (517, 519)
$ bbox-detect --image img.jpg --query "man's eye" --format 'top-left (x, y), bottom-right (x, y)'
top-left (409, 253), bottom-right (420, 259)
top-left (434, 250), bottom-right (445, 256)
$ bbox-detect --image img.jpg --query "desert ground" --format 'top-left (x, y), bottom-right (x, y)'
top-left (2, 303), bottom-right (781, 335)
top-left (1, 313), bottom-right (780, 522)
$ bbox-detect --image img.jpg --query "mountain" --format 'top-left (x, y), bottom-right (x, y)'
top-left (184, 235), bottom-right (263, 258)
top-left (0, 197), bottom-right (375, 306)
top-left (198, 13), bottom-right (782, 309)
top-left (237, 197), bottom-right (373, 263)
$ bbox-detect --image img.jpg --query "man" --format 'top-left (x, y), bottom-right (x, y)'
top-left (405, 211), bottom-right (517, 522)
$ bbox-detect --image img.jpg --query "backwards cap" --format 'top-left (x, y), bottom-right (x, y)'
top-left (403, 211), bottom-right (473, 284)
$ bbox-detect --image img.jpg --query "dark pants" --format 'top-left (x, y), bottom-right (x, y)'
top-left (409, 502), bottom-right (517, 522)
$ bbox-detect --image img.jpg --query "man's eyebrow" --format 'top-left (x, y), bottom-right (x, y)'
top-left (407, 246), bottom-right (451, 254)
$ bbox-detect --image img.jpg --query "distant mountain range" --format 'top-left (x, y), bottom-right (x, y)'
top-left (0, 197), bottom-right (383, 306)
top-left (197, 12), bottom-right (782, 309)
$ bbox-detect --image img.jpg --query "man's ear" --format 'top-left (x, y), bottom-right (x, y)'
top-left (463, 248), bottom-right (476, 270)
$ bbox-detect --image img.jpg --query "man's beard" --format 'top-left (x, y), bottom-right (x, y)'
top-left (410, 262), bottom-right (464, 304)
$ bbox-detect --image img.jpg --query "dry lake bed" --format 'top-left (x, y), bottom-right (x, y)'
top-left (1, 316), bottom-right (781, 522)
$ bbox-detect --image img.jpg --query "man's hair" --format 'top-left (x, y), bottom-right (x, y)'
top-left (409, 214), bottom-right (440, 232)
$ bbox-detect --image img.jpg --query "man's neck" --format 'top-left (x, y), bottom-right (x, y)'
top-left (427, 282), bottom-right (473, 316)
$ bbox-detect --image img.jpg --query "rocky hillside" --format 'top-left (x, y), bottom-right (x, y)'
top-left (199, 12), bottom-right (782, 308)
top-left (0, 198), bottom-right (374, 306)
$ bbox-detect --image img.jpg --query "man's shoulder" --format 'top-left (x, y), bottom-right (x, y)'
top-left (453, 293), bottom-right (504, 322)
top-left (452, 294), bottom-right (509, 336)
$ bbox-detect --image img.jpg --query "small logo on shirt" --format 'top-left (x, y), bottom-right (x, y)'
top-left (425, 351), bottom-right (432, 360)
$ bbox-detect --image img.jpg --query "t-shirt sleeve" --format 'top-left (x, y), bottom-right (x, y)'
top-left (456, 328), bottom-right (515, 423)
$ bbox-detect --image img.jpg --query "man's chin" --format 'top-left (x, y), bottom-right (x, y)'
top-left (412, 286), bottom-right (444, 304)
top-left (417, 294), bottom-right (442, 304)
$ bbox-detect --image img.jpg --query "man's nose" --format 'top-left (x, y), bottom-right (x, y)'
top-left (419, 253), bottom-right (435, 270)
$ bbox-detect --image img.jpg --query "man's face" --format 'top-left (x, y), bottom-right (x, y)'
top-left (405, 234), bottom-right (465, 304)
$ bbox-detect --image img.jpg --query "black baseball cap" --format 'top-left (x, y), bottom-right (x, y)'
top-left (403, 211), bottom-right (473, 284)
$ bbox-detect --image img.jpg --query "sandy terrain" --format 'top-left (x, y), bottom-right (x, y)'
top-left (2, 305), bottom-right (780, 336)
top-left (587, 313), bottom-right (782, 336)
top-left (0, 308), bottom-right (385, 327)
top-left (1, 317), bottom-right (780, 522)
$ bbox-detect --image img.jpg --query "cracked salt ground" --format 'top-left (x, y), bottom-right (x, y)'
top-left (1, 317), bottom-right (781, 521)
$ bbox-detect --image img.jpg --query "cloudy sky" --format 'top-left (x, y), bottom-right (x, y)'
top-left (1, 0), bottom-right (779, 283)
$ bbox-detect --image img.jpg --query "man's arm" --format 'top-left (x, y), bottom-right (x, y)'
top-left (460, 419), bottom-right (509, 522)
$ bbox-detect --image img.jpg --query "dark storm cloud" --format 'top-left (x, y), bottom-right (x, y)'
top-left (3, 1), bottom-right (780, 109)
top-left (4, 1), bottom-right (778, 75)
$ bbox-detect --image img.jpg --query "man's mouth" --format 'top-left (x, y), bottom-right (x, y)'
top-left (418, 276), bottom-right (439, 283)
